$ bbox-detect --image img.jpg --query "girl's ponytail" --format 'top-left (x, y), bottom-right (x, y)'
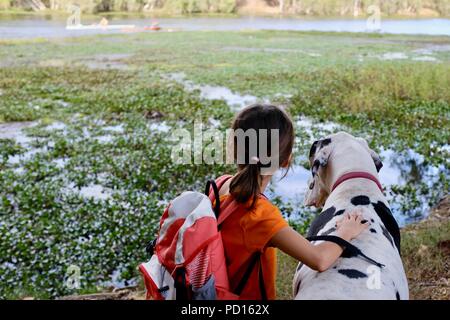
top-left (229, 161), bottom-right (261, 208)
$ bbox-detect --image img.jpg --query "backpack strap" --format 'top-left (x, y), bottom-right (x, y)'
top-left (217, 198), bottom-right (240, 227)
top-left (214, 174), bottom-right (233, 191)
top-left (234, 252), bottom-right (267, 300)
top-left (206, 175), bottom-right (235, 224)
top-left (258, 257), bottom-right (267, 300)
top-left (307, 235), bottom-right (385, 268)
top-left (174, 267), bottom-right (188, 300)
top-left (205, 180), bottom-right (220, 219)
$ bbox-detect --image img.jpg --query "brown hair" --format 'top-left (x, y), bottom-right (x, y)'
top-left (228, 104), bottom-right (294, 208)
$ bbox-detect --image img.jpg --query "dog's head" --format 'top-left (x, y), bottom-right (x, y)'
top-left (304, 132), bottom-right (383, 207)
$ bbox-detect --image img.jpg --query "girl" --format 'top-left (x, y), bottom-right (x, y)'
top-left (214, 104), bottom-right (368, 300)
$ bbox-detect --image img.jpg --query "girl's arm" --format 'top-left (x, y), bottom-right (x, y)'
top-left (269, 210), bottom-right (368, 272)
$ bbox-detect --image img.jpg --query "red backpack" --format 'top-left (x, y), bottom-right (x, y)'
top-left (139, 176), bottom-right (266, 300)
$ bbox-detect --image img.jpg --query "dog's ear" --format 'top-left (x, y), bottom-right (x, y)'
top-left (309, 138), bottom-right (332, 178)
top-left (305, 139), bottom-right (332, 207)
top-left (355, 137), bottom-right (383, 172)
top-left (304, 176), bottom-right (318, 206)
top-left (304, 175), bottom-right (328, 207)
top-left (369, 149), bottom-right (383, 172)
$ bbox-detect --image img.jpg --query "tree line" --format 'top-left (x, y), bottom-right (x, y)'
top-left (1, 0), bottom-right (449, 16)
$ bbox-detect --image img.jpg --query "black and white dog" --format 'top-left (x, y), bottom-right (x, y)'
top-left (293, 132), bottom-right (409, 300)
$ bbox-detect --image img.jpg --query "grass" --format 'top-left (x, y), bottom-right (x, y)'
top-left (401, 197), bottom-right (450, 300)
top-left (276, 251), bottom-right (298, 300)
top-left (0, 29), bottom-right (448, 299)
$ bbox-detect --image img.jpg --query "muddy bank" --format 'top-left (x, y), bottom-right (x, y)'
top-left (58, 287), bottom-right (145, 300)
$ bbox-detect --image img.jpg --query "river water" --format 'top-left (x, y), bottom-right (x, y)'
top-left (1, 15), bottom-right (449, 39)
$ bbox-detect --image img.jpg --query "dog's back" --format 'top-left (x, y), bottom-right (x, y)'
top-left (293, 185), bottom-right (408, 300)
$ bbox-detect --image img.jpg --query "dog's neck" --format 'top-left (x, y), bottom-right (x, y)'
top-left (323, 148), bottom-right (382, 202)
top-left (322, 176), bottom-right (383, 213)
top-left (332, 172), bottom-right (382, 193)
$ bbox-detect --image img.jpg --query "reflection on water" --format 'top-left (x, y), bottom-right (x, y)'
top-left (65, 183), bottom-right (113, 201)
top-left (1, 15), bottom-right (450, 39)
top-left (166, 73), bottom-right (261, 110)
top-left (0, 121), bottom-right (37, 144)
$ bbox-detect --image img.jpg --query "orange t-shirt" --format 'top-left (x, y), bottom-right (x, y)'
top-left (218, 192), bottom-right (289, 300)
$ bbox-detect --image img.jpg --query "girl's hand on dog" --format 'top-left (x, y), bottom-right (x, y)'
top-left (335, 209), bottom-right (369, 241)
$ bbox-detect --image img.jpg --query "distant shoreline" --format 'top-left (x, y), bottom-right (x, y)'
top-left (2, 13), bottom-right (449, 39)
top-left (1, 9), bottom-right (449, 20)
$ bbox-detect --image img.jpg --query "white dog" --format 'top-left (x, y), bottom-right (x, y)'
top-left (293, 132), bottom-right (409, 300)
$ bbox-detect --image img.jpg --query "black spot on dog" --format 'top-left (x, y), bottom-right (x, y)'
top-left (338, 269), bottom-right (368, 279)
top-left (320, 227), bottom-right (336, 236)
top-left (308, 140), bottom-right (319, 159)
top-left (371, 218), bottom-right (375, 223)
top-left (351, 195), bottom-right (371, 206)
top-left (372, 201), bottom-right (401, 253)
top-left (295, 280), bottom-right (301, 296)
top-left (370, 228), bottom-right (377, 233)
top-left (381, 224), bottom-right (394, 247)
top-left (334, 209), bottom-right (345, 216)
top-left (321, 138), bottom-right (332, 146)
top-left (372, 201), bottom-right (393, 216)
top-left (307, 206), bottom-right (336, 237)
top-left (296, 263), bottom-right (304, 272)
top-left (396, 291), bottom-right (400, 300)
